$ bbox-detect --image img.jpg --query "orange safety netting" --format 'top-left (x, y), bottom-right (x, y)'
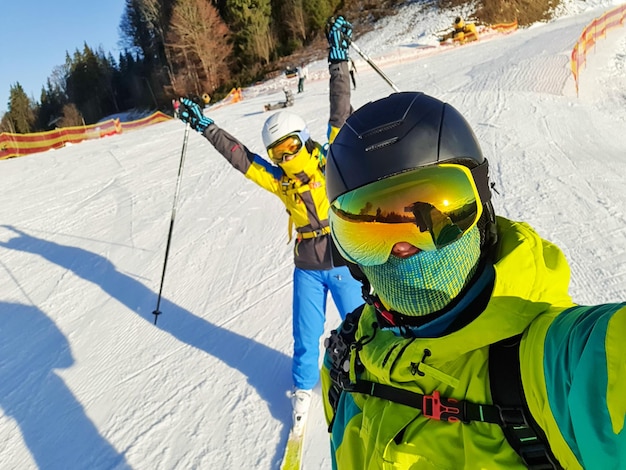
top-left (570, 4), bottom-right (626, 95)
top-left (0, 111), bottom-right (172, 160)
top-left (209, 87), bottom-right (244, 111)
top-left (490, 20), bottom-right (518, 34)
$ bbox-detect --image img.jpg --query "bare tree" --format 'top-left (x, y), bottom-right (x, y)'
top-left (167, 0), bottom-right (233, 96)
top-left (58, 103), bottom-right (85, 128)
top-left (282, 0), bottom-right (307, 44)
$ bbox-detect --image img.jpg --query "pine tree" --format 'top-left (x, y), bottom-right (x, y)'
top-left (222, 0), bottom-right (274, 74)
top-left (37, 75), bottom-right (67, 130)
top-left (303, 0), bottom-right (341, 33)
top-left (6, 84), bottom-right (35, 134)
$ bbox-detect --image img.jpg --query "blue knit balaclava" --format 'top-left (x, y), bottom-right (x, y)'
top-left (360, 226), bottom-right (481, 316)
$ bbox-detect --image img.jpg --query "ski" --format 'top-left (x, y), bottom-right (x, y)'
top-left (280, 425), bottom-right (306, 470)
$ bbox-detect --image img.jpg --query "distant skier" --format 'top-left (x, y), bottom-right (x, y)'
top-left (176, 19), bottom-right (362, 435)
top-left (455, 16), bottom-right (478, 41)
top-left (264, 87), bottom-right (295, 112)
top-left (296, 63), bottom-right (309, 93)
top-left (440, 16), bottom-right (479, 43)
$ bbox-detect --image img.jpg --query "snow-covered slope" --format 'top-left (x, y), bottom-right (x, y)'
top-left (1, 1), bottom-right (625, 468)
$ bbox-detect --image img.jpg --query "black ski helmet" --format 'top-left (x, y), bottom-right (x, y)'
top-left (326, 91), bottom-right (497, 251)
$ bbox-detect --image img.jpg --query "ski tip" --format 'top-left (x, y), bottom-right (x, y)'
top-left (280, 423), bottom-right (306, 470)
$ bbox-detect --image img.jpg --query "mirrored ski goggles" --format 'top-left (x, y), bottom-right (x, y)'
top-left (329, 163), bottom-right (483, 266)
top-left (267, 133), bottom-right (304, 163)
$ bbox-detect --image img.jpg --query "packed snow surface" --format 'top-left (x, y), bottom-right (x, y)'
top-left (1, 1), bottom-right (625, 468)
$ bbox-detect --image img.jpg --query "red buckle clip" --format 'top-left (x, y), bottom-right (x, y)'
top-left (374, 301), bottom-right (396, 326)
top-left (422, 391), bottom-right (462, 423)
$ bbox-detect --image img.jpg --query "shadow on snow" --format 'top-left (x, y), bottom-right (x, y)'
top-left (0, 225), bottom-right (293, 468)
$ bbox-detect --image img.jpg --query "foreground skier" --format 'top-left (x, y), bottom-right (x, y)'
top-left (321, 84), bottom-right (626, 468)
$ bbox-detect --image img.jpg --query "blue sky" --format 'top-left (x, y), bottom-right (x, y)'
top-left (0, 0), bottom-right (127, 116)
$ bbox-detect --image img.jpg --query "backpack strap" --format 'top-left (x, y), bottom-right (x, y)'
top-left (328, 366), bottom-right (533, 428)
top-left (326, 313), bottom-right (530, 428)
top-left (489, 335), bottom-right (563, 469)
top-left (325, 318), bottom-right (564, 469)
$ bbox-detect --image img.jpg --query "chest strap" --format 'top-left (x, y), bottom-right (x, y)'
top-left (297, 226), bottom-right (330, 240)
top-left (282, 174), bottom-right (325, 243)
top-left (331, 372), bottom-right (527, 427)
top-left (329, 368), bottom-right (561, 470)
top-left (326, 324), bottom-right (563, 469)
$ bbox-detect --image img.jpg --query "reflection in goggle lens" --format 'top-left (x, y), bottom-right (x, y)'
top-left (329, 164), bottom-right (483, 266)
top-left (267, 134), bottom-right (303, 163)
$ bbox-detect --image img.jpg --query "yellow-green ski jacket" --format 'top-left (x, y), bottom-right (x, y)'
top-left (322, 217), bottom-right (626, 469)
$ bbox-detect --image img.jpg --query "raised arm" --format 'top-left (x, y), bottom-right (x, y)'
top-left (178, 98), bottom-right (282, 193)
top-left (326, 16), bottom-right (354, 143)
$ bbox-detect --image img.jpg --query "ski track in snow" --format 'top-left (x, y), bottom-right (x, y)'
top-left (1, 3), bottom-right (626, 469)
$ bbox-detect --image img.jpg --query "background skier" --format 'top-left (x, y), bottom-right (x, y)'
top-left (297, 63), bottom-right (309, 93)
top-left (175, 21), bottom-right (362, 434)
top-left (264, 86), bottom-right (295, 111)
top-left (440, 16), bottom-right (479, 43)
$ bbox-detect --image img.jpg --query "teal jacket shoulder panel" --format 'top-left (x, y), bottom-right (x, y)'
top-left (543, 303), bottom-right (626, 469)
top-left (330, 392), bottom-right (363, 470)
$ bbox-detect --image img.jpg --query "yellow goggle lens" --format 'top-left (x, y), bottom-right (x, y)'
top-left (267, 134), bottom-right (304, 163)
top-left (329, 164), bottom-right (483, 266)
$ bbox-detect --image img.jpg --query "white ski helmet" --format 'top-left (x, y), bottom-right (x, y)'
top-left (262, 111), bottom-right (310, 149)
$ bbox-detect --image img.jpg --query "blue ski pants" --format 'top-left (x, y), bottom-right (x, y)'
top-left (292, 265), bottom-right (363, 390)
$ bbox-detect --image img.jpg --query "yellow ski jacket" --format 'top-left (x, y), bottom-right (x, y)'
top-left (203, 124), bottom-right (342, 270)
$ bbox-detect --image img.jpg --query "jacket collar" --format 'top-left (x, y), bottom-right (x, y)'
top-left (356, 217), bottom-right (573, 378)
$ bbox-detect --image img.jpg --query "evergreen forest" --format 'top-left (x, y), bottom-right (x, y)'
top-left (0, 0), bottom-right (556, 134)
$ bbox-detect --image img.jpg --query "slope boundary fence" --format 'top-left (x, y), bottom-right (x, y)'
top-left (0, 111), bottom-right (172, 161)
top-left (571, 4), bottom-right (626, 95)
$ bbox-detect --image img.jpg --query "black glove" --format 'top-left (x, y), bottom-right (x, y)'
top-left (326, 15), bottom-right (352, 62)
top-left (179, 97), bottom-right (214, 133)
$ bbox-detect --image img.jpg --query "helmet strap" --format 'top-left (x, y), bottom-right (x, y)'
top-left (471, 159), bottom-right (491, 205)
top-left (346, 262), bottom-right (371, 300)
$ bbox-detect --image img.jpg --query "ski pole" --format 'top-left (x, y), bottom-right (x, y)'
top-left (152, 122), bottom-right (191, 325)
top-left (349, 41), bottom-right (400, 93)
